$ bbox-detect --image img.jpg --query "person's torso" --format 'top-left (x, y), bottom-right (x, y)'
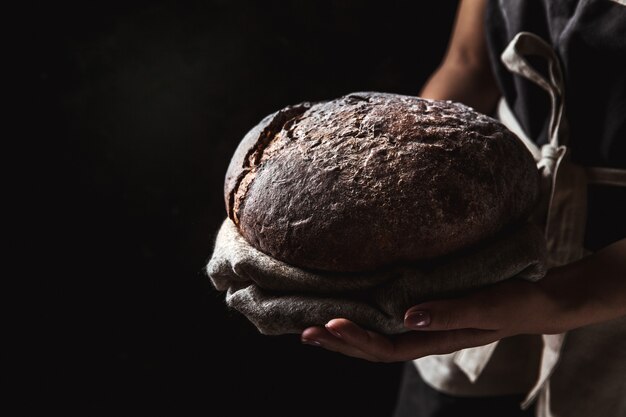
top-left (415, 3), bottom-right (626, 416)
top-left (485, 0), bottom-right (626, 250)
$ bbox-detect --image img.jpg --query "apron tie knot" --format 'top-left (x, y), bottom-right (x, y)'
top-left (537, 144), bottom-right (566, 177)
top-left (540, 144), bottom-right (559, 161)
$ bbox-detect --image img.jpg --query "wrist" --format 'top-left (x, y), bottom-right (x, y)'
top-left (537, 263), bottom-right (585, 334)
top-left (537, 241), bottom-right (626, 333)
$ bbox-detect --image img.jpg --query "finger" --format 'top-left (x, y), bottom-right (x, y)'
top-left (324, 319), bottom-right (398, 362)
top-left (403, 300), bottom-right (494, 332)
top-left (325, 319), bottom-right (503, 362)
top-left (403, 285), bottom-right (518, 332)
top-left (301, 326), bottom-right (379, 361)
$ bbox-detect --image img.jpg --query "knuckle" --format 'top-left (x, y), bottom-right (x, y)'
top-left (439, 311), bottom-right (460, 330)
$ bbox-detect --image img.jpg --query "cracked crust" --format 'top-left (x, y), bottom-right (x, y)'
top-left (224, 103), bottom-right (311, 225)
top-left (223, 92), bottom-right (540, 272)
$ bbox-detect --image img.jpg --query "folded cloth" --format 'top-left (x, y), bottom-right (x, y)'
top-left (207, 218), bottom-right (547, 335)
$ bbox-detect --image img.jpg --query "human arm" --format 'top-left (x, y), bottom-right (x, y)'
top-left (301, 1), bottom-right (626, 361)
top-left (419, 0), bottom-right (500, 114)
top-left (301, 239), bottom-right (626, 362)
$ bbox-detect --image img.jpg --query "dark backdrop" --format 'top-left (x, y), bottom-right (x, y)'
top-left (30, 1), bottom-right (458, 415)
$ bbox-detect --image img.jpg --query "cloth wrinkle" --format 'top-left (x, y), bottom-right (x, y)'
top-left (207, 218), bottom-right (547, 335)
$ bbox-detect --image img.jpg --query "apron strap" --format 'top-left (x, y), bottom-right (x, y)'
top-left (496, 98), bottom-right (542, 160)
top-left (586, 166), bottom-right (626, 186)
top-left (501, 32), bottom-right (583, 415)
top-left (500, 32), bottom-right (581, 257)
top-left (501, 31), bottom-right (567, 148)
top-left (498, 97), bottom-right (626, 189)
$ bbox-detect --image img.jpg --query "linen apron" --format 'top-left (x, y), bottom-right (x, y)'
top-left (413, 32), bottom-right (626, 417)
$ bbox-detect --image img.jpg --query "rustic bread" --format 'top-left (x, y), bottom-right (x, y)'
top-left (224, 92), bottom-right (539, 272)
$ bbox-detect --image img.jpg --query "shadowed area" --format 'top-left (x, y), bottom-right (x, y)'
top-left (29, 1), bottom-right (459, 415)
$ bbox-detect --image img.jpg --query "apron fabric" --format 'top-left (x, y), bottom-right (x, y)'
top-left (413, 30), bottom-right (626, 417)
top-left (484, 0), bottom-right (626, 169)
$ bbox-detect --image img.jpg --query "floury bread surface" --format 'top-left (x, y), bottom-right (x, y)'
top-left (224, 92), bottom-right (539, 272)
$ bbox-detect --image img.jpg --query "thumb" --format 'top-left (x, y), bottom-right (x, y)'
top-left (403, 295), bottom-right (501, 332)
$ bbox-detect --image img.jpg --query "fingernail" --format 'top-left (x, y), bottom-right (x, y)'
top-left (301, 338), bottom-right (322, 347)
top-left (325, 324), bottom-right (342, 339)
top-left (405, 310), bottom-right (431, 328)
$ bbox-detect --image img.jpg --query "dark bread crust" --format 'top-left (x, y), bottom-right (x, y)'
top-left (224, 92), bottom-right (539, 272)
top-left (224, 103), bottom-right (311, 223)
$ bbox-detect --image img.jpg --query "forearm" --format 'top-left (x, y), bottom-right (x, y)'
top-left (419, 0), bottom-right (500, 115)
top-left (420, 62), bottom-right (500, 114)
top-left (540, 238), bottom-right (626, 333)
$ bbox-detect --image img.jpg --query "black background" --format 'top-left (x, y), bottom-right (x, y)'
top-left (29, 1), bottom-right (459, 415)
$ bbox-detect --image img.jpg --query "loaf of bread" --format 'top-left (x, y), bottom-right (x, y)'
top-left (224, 92), bottom-right (539, 272)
